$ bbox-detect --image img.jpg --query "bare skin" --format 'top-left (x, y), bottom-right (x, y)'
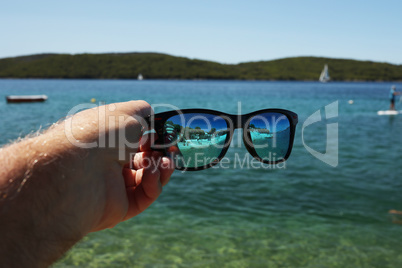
top-left (0, 100), bottom-right (174, 267)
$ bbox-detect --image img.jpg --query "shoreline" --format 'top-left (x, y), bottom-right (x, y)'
top-left (1, 77), bottom-right (401, 82)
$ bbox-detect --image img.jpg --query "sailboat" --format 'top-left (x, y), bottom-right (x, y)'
top-left (137, 73), bottom-right (144, 80)
top-left (319, 64), bottom-right (330, 83)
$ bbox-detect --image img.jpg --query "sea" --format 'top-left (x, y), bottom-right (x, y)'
top-left (1, 79), bottom-right (402, 267)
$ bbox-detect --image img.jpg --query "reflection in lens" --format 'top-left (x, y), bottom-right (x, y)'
top-left (163, 113), bottom-right (228, 168)
top-left (248, 113), bottom-right (290, 162)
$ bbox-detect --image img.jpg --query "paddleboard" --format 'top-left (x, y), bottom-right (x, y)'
top-left (377, 110), bottom-right (401, 115)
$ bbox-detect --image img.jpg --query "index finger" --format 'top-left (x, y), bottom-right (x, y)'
top-left (139, 132), bottom-right (159, 152)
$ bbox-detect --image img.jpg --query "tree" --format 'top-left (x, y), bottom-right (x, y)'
top-left (208, 128), bottom-right (216, 134)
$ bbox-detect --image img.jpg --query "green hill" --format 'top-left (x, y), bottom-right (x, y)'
top-left (0, 52), bottom-right (401, 81)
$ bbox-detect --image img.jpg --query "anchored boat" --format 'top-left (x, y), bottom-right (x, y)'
top-left (6, 95), bottom-right (48, 103)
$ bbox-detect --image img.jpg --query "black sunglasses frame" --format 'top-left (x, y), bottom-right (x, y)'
top-left (146, 108), bottom-right (298, 171)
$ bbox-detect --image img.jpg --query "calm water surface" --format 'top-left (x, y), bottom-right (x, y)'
top-left (1, 80), bottom-right (402, 267)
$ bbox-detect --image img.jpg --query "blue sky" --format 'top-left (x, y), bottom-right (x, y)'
top-left (1, 0), bottom-right (401, 64)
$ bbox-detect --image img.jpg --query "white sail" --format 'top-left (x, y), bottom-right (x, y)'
top-left (319, 64), bottom-right (330, 82)
top-left (137, 73), bottom-right (144, 80)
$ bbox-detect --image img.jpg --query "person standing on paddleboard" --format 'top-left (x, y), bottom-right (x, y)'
top-left (390, 85), bottom-right (402, 110)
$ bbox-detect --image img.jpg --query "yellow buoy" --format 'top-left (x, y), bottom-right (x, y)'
top-left (91, 98), bottom-right (96, 103)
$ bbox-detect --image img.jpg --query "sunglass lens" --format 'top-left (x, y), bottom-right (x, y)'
top-left (163, 113), bottom-right (229, 169)
top-left (247, 113), bottom-right (291, 162)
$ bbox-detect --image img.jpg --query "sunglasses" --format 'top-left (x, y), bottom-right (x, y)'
top-left (146, 109), bottom-right (298, 171)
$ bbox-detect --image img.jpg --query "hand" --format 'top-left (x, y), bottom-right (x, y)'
top-left (56, 100), bottom-right (175, 232)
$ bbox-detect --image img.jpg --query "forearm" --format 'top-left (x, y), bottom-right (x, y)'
top-left (0, 129), bottom-right (100, 267)
top-left (0, 100), bottom-right (167, 267)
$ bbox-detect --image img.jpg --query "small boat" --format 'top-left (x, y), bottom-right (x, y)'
top-left (377, 110), bottom-right (401, 115)
top-left (137, 73), bottom-right (144, 80)
top-left (319, 64), bottom-right (330, 83)
top-left (6, 95), bottom-right (48, 103)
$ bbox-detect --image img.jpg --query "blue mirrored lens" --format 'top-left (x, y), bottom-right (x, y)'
top-left (248, 113), bottom-right (290, 162)
top-left (164, 113), bottom-right (228, 168)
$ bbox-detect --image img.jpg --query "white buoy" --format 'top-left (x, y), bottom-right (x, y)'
top-left (348, 100), bottom-right (354, 104)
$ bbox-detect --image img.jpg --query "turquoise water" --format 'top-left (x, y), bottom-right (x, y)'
top-left (1, 80), bottom-right (402, 267)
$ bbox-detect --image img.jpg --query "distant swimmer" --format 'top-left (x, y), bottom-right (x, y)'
top-left (389, 209), bottom-right (402, 225)
top-left (389, 85), bottom-right (402, 110)
top-left (389, 209), bottom-right (402, 215)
